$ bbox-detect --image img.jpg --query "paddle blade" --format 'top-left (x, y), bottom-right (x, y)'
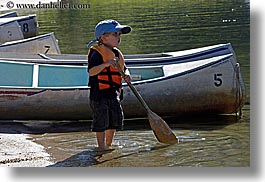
top-left (147, 111), bottom-right (179, 144)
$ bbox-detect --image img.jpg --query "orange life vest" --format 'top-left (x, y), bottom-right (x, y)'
top-left (89, 45), bottom-right (125, 90)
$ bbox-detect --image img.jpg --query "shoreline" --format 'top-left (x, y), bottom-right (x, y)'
top-left (0, 133), bottom-right (53, 167)
top-left (0, 120), bottom-right (92, 167)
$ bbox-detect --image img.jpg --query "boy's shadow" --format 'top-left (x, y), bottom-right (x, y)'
top-left (48, 145), bottom-right (171, 167)
top-left (47, 149), bottom-right (113, 167)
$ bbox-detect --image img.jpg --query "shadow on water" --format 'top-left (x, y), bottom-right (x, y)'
top-left (166, 114), bottom-right (242, 130)
top-left (47, 144), bottom-right (171, 167)
top-left (0, 114), bottom-right (241, 134)
top-left (126, 113), bottom-right (241, 131)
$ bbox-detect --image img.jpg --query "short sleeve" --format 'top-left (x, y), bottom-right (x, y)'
top-left (87, 49), bottom-right (103, 71)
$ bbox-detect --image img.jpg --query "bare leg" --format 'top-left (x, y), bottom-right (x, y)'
top-left (96, 132), bottom-right (105, 149)
top-left (106, 129), bottom-right (115, 147)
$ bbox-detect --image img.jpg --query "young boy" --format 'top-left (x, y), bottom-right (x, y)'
top-left (87, 20), bottom-right (131, 150)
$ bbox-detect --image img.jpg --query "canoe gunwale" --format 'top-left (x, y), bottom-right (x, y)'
top-left (126, 44), bottom-right (231, 65)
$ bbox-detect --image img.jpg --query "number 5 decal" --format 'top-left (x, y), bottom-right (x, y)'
top-left (214, 73), bottom-right (223, 87)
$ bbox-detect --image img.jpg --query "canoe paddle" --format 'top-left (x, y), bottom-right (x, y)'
top-left (114, 58), bottom-right (179, 144)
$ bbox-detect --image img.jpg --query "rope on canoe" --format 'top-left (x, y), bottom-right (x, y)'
top-left (234, 63), bottom-right (244, 118)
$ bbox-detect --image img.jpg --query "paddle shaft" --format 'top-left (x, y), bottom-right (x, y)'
top-left (114, 59), bottom-right (150, 112)
top-left (114, 58), bottom-right (178, 144)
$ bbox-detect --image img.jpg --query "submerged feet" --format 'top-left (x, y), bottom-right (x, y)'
top-left (94, 145), bottom-right (115, 158)
top-left (95, 145), bottom-right (114, 152)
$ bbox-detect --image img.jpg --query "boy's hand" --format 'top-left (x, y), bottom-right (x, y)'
top-left (123, 74), bottom-right (131, 83)
top-left (105, 59), bottom-right (116, 67)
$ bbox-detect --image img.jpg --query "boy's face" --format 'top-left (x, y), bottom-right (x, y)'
top-left (101, 31), bottom-right (122, 47)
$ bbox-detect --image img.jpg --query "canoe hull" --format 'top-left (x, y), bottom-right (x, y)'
top-left (0, 55), bottom-right (246, 120)
top-left (122, 56), bottom-right (245, 118)
top-left (0, 15), bottom-right (38, 39)
top-left (0, 33), bottom-right (61, 54)
top-left (0, 21), bottom-right (24, 43)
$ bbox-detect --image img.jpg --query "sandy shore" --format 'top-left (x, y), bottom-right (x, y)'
top-left (0, 133), bottom-right (54, 167)
top-left (0, 120), bottom-right (92, 167)
top-left (0, 120), bottom-right (67, 167)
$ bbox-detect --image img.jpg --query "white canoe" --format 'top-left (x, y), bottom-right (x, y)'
top-left (0, 20), bottom-right (24, 43)
top-left (0, 53), bottom-right (246, 120)
top-left (0, 14), bottom-right (38, 39)
top-left (0, 43), bottom-right (235, 66)
top-left (0, 32), bottom-right (61, 54)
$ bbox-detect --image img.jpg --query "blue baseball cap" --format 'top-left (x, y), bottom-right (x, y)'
top-left (87, 19), bottom-right (131, 48)
top-left (95, 19), bottom-right (131, 40)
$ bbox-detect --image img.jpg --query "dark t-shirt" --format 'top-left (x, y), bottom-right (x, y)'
top-left (87, 49), bottom-right (120, 101)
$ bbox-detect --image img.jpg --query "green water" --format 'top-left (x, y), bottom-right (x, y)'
top-left (12, 0), bottom-right (250, 167)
